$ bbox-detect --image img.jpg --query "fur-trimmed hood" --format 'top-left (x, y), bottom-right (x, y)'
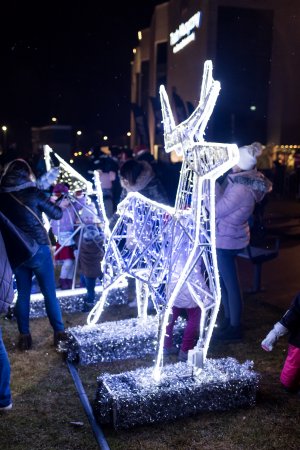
top-left (120, 161), bottom-right (155, 193)
top-left (228, 169), bottom-right (272, 203)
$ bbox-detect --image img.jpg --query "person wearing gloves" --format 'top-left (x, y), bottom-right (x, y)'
top-left (213, 142), bottom-right (272, 341)
top-left (261, 292), bottom-right (300, 393)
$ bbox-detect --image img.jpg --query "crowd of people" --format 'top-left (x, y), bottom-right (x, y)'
top-left (0, 141), bottom-right (299, 414)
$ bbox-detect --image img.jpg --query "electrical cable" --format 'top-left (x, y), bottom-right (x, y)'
top-left (67, 361), bottom-right (110, 450)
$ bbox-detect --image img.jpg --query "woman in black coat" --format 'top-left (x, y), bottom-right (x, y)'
top-left (0, 159), bottom-right (66, 350)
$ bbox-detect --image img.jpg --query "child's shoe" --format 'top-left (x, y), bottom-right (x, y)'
top-left (178, 349), bottom-right (188, 362)
top-left (163, 346), bottom-right (178, 356)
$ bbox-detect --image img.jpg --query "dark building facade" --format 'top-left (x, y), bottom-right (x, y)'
top-left (131, 0), bottom-right (300, 159)
top-left (31, 125), bottom-right (72, 161)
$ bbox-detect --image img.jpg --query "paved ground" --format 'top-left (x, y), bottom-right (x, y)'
top-left (238, 197), bottom-right (300, 311)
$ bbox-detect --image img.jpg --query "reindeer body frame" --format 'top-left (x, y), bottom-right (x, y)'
top-left (88, 61), bottom-right (239, 380)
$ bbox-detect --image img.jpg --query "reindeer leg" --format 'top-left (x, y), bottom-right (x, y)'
top-left (135, 279), bottom-right (149, 322)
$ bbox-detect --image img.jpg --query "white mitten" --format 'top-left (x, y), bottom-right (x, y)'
top-left (261, 322), bottom-right (288, 351)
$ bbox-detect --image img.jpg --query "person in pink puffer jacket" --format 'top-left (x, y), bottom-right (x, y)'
top-left (214, 142), bottom-right (272, 341)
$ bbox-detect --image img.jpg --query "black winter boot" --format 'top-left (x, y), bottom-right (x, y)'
top-left (54, 330), bottom-right (68, 347)
top-left (18, 333), bottom-right (32, 351)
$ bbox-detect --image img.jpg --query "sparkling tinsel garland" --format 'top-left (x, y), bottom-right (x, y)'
top-left (65, 315), bottom-right (185, 365)
top-left (93, 358), bottom-right (258, 429)
top-left (26, 286), bottom-right (128, 318)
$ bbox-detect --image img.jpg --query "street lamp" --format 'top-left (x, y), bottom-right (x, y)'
top-left (76, 130), bottom-right (82, 150)
top-left (1, 125), bottom-right (7, 151)
top-left (127, 131), bottom-right (131, 147)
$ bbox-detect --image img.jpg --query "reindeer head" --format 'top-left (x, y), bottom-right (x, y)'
top-left (159, 60), bottom-right (221, 156)
top-left (159, 60), bottom-right (239, 179)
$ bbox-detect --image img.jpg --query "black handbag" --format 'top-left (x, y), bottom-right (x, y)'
top-left (0, 210), bottom-right (39, 269)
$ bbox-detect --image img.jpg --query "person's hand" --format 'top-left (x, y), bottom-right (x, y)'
top-left (261, 322), bottom-right (288, 351)
top-left (60, 198), bottom-right (70, 209)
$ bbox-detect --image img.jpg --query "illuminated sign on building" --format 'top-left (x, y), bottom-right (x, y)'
top-left (170, 11), bottom-right (201, 53)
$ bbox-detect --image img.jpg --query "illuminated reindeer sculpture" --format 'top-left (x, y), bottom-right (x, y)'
top-left (88, 61), bottom-right (239, 380)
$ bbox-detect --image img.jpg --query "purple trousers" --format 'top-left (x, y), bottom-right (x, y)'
top-left (280, 344), bottom-right (300, 391)
top-left (164, 306), bottom-right (201, 352)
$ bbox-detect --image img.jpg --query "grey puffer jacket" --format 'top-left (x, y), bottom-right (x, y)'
top-left (215, 169), bottom-right (272, 250)
top-left (0, 231), bottom-right (14, 314)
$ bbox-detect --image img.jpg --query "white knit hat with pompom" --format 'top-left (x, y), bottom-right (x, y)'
top-left (238, 142), bottom-right (263, 170)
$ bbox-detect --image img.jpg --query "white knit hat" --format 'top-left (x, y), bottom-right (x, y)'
top-left (238, 142), bottom-right (263, 170)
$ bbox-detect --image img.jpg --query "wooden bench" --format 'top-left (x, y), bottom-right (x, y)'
top-left (238, 236), bottom-right (280, 292)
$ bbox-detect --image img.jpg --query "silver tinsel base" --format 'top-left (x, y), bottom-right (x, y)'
top-left (26, 286), bottom-right (128, 318)
top-left (94, 358), bottom-right (258, 429)
top-left (65, 315), bottom-right (185, 365)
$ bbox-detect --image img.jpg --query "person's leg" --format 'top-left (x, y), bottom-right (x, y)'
top-left (181, 307), bottom-right (201, 352)
top-left (217, 248), bottom-right (243, 328)
top-left (0, 328), bottom-right (11, 408)
top-left (84, 277), bottom-right (96, 303)
top-left (164, 306), bottom-right (181, 349)
top-left (32, 245), bottom-right (65, 332)
top-left (14, 265), bottom-right (33, 335)
top-left (280, 344), bottom-right (300, 392)
top-left (216, 249), bottom-right (230, 322)
top-left (60, 259), bottom-right (74, 289)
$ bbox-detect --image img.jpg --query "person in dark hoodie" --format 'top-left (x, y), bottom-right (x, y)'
top-left (0, 159), bottom-right (66, 351)
top-left (213, 142), bottom-right (272, 341)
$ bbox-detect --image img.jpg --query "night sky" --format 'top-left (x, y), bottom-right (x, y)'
top-left (0, 1), bottom-right (165, 151)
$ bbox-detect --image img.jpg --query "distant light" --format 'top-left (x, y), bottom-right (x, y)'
top-left (133, 48), bottom-right (137, 54)
top-left (78, 151), bottom-right (82, 156)
top-left (1, 125), bottom-right (7, 132)
top-left (127, 131), bottom-right (131, 137)
top-left (250, 105), bottom-right (256, 111)
top-left (70, 159), bottom-right (74, 164)
top-left (51, 117), bottom-right (57, 123)
top-left (138, 31), bottom-right (142, 41)
top-left (103, 136), bottom-right (108, 141)
top-left (77, 130), bottom-right (82, 136)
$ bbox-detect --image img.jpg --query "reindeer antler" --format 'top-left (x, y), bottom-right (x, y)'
top-left (160, 60), bottom-right (220, 155)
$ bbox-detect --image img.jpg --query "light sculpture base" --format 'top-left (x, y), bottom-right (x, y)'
top-left (64, 315), bottom-right (185, 365)
top-left (27, 286), bottom-right (127, 318)
top-left (93, 358), bottom-right (258, 429)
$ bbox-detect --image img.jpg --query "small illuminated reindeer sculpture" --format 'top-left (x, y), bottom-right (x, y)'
top-left (88, 61), bottom-right (239, 380)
